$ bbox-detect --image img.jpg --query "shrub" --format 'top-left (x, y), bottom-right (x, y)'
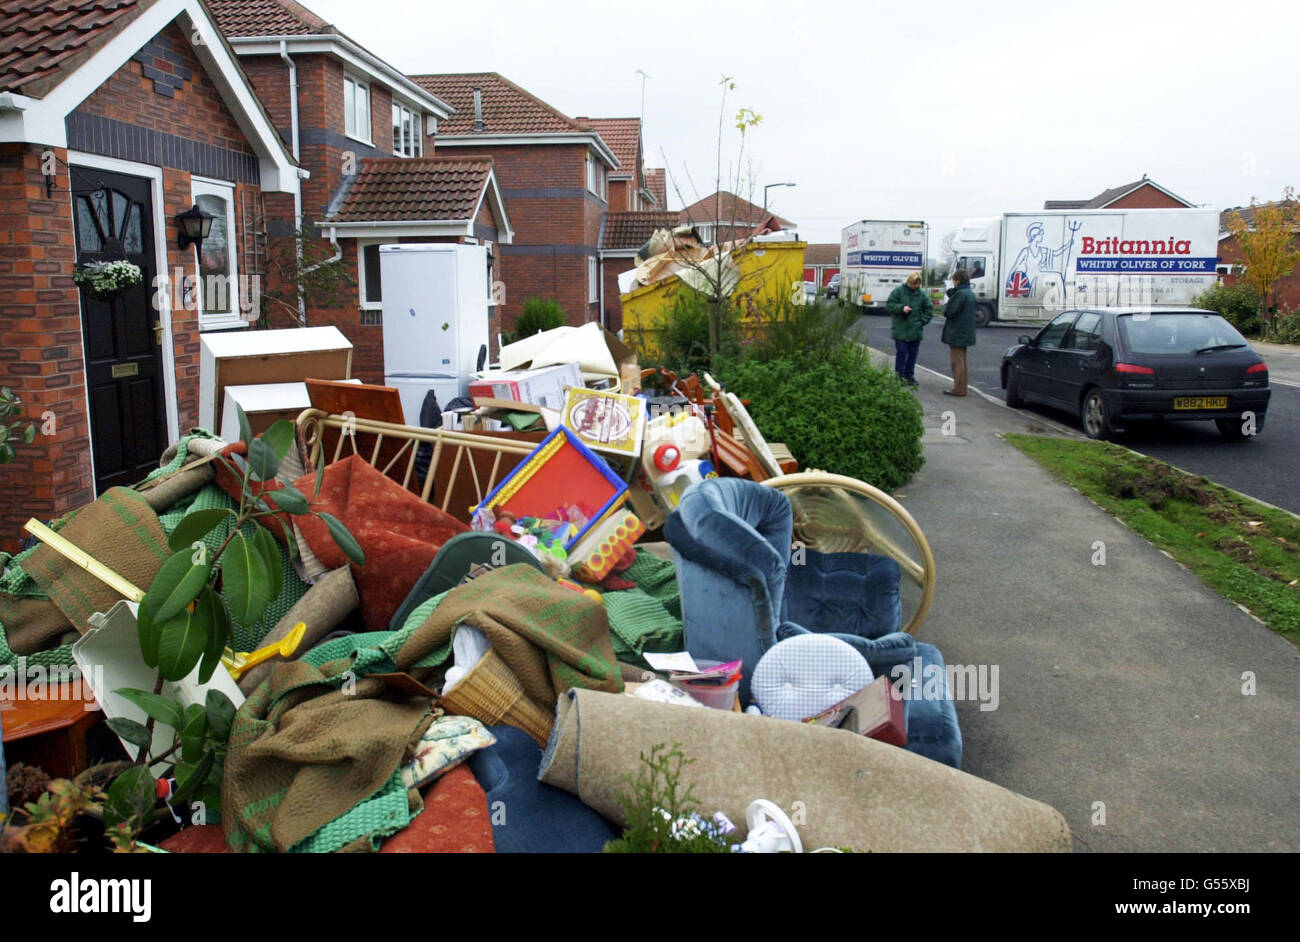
top-left (1272, 308), bottom-right (1300, 344)
top-left (654, 289), bottom-right (742, 377)
top-left (743, 293), bottom-right (862, 369)
top-left (514, 297), bottom-right (566, 340)
top-left (1192, 283), bottom-right (1263, 335)
top-left (722, 347), bottom-right (924, 491)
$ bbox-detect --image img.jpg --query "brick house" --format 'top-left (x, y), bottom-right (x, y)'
top-left (208, 0), bottom-right (513, 382)
top-left (678, 190), bottom-right (793, 245)
top-left (582, 117), bottom-right (656, 212)
top-left (1217, 200), bottom-right (1300, 313)
top-left (1043, 174), bottom-right (1196, 210)
top-left (0, 0), bottom-right (301, 547)
top-left (645, 167), bottom-right (666, 209)
top-left (409, 72), bottom-right (620, 335)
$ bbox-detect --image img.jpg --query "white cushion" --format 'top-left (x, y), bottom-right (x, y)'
top-left (752, 634), bottom-right (873, 721)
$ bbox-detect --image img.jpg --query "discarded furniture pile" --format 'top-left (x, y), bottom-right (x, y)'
top-left (1, 322), bottom-right (1070, 853)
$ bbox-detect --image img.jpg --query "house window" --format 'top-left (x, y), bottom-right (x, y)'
top-left (344, 75), bottom-right (371, 143)
top-left (191, 178), bottom-right (241, 330)
top-left (392, 101), bottom-right (422, 157)
top-left (586, 151), bottom-right (605, 200)
top-left (359, 241), bottom-right (385, 311)
top-left (588, 255), bottom-right (598, 304)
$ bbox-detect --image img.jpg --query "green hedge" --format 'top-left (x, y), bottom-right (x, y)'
top-left (1192, 283), bottom-right (1263, 336)
top-left (722, 348), bottom-right (924, 491)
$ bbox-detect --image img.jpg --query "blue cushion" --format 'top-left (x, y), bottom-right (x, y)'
top-left (785, 549), bottom-right (902, 639)
top-left (899, 642), bottom-right (964, 769)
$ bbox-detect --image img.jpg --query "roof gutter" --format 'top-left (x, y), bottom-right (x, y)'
top-left (229, 34), bottom-right (454, 118)
top-left (437, 131), bottom-right (618, 169)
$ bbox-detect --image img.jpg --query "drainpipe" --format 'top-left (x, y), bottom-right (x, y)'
top-left (301, 225), bottom-right (343, 275)
top-left (280, 40), bottom-right (306, 324)
top-left (598, 254), bottom-right (606, 328)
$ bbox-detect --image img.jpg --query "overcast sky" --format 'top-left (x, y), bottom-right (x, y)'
top-left (307, 0), bottom-right (1299, 252)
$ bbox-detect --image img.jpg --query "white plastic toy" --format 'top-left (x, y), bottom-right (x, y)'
top-left (734, 799), bottom-right (803, 854)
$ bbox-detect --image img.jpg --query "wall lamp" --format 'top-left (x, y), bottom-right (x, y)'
top-left (176, 203), bottom-right (216, 251)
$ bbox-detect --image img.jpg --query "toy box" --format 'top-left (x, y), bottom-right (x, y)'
top-left (471, 426), bottom-right (628, 551)
top-left (467, 362), bottom-right (583, 412)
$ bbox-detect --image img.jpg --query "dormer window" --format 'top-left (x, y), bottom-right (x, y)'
top-left (344, 74), bottom-right (371, 144)
top-left (392, 101), bottom-right (423, 157)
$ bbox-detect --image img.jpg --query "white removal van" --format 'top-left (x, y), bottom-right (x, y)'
top-left (947, 208), bottom-right (1220, 326)
top-left (841, 219), bottom-right (928, 308)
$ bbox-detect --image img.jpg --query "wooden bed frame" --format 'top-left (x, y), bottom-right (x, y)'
top-left (295, 409), bottom-right (541, 522)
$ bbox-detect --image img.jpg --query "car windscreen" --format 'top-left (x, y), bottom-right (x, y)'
top-left (1118, 313), bottom-right (1248, 355)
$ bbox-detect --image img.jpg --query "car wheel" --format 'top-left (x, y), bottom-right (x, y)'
top-left (1081, 388), bottom-right (1112, 440)
top-left (974, 303), bottom-right (993, 328)
top-left (1216, 414), bottom-right (1264, 440)
top-left (1005, 367), bottom-right (1025, 407)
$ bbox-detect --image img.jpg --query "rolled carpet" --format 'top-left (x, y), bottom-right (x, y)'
top-left (540, 689), bottom-right (1071, 853)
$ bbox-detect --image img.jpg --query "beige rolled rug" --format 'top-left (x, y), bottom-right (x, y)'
top-left (540, 690), bottom-right (1071, 853)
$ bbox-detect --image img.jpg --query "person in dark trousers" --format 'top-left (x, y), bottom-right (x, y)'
top-left (887, 272), bottom-right (933, 386)
top-left (941, 268), bottom-right (977, 396)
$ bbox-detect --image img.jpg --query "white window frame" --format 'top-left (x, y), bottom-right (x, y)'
top-left (586, 150), bottom-right (606, 199)
top-left (392, 99), bottom-right (423, 158)
top-left (358, 239), bottom-right (385, 311)
top-left (191, 177), bottom-right (242, 331)
top-left (344, 74), bottom-right (372, 145)
top-left (588, 255), bottom-right (598, 304)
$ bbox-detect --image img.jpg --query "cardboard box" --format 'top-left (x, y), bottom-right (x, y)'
top-left (467, 362), bottom-right (582, 412)
top-left (200, 326), bottom-right (352, 432)
top-left (218, 380), bottom-right (360, 442)
top-left (804, 675), bottom-right (906, 747)
top-left (498, 322), bottom-right (640, 396)
top-left (561, 386), bottom-right (646, 461)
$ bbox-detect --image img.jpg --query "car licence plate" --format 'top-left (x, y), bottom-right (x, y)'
top-left (1173, 397), bottom-right (1228, 410)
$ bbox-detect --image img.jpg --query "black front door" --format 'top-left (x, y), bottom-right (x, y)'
top-left (70, 166), bottom-right (168, 493)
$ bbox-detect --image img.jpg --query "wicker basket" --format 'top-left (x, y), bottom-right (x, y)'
top-left (439, 649), bottom-right (554, 746)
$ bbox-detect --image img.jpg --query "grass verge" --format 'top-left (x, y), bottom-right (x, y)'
top-left (1005, 434), bottom-right (1300, 640)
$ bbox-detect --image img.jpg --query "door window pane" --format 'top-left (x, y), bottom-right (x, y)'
top-left (76, 196), bottom-right (103, 252)
top-left (1036, 312), bottom-right (1077, 350)
top-left (1064, 311), bottom-right (1102, 351)
top-left (121, 204), bottom-right (143, 255)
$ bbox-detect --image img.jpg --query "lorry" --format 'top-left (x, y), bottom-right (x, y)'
top-left (946, 208), bottom-right (1220, 327)
top-left (841, 219), bottom-right (928, 309)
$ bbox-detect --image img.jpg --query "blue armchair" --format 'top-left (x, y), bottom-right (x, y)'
top-left (664, 478), bottom-right (962, 768)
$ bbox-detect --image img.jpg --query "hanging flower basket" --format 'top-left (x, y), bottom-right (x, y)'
top-left (73, 260), bottom-right (143, 302)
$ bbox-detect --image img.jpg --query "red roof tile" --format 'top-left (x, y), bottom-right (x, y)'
top-left (645, 168), bottom-right (666, 208)
top-left (582, 117), bottom-right (638, 176)
top-left (409, 72), bottom-right (584, 136)
top-left (207, 0), bottom-right (330, 37)
top-left (804, 243), bottom-right (840, 265)
top-left (678, 190), bottom-right (793, 230)
top-left (601, 210), bottom-right (679, 251)
top-left (0, 0), bottom-right (151, 96)
top-left (329, 156), bottom-right (494, 222)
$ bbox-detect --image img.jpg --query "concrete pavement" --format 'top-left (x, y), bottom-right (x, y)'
top-left (1253, 339), bottom-right (1300, 387)
top-left (862, 345), bottom-right (1300, 852)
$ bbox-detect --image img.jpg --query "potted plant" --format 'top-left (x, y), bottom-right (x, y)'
top-left (98, 407), bottom-right (364, 839)
top-left (72, 260), bottom-right (143, 302)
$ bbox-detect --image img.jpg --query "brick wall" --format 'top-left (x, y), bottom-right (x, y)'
top-left (0, 144), bottom-right (91, 549)
top-left (0, 24), bottom-right (278, 549)
top-left (1106, 185), bottom-right (1190, 210)
top-left (444, 142), bottom-right (601, 330)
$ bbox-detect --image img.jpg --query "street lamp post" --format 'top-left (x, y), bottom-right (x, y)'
top-left (763, 181), bottom-right (796, 214)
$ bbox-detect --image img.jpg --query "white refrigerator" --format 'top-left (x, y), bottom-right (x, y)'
top-left (379, 243), bottom-right (490, 425)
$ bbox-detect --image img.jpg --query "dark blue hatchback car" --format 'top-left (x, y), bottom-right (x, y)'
top-left (1001, 308), bottom-right (1270, 440)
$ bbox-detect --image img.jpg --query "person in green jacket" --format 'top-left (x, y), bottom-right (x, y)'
top-left (887, 272), bottom-right (934, 386)
top-left (941, 268), bottom-right (978, 396)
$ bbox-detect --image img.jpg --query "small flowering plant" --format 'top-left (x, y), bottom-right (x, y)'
top-left (72, 260), bottom-right (143, 302)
